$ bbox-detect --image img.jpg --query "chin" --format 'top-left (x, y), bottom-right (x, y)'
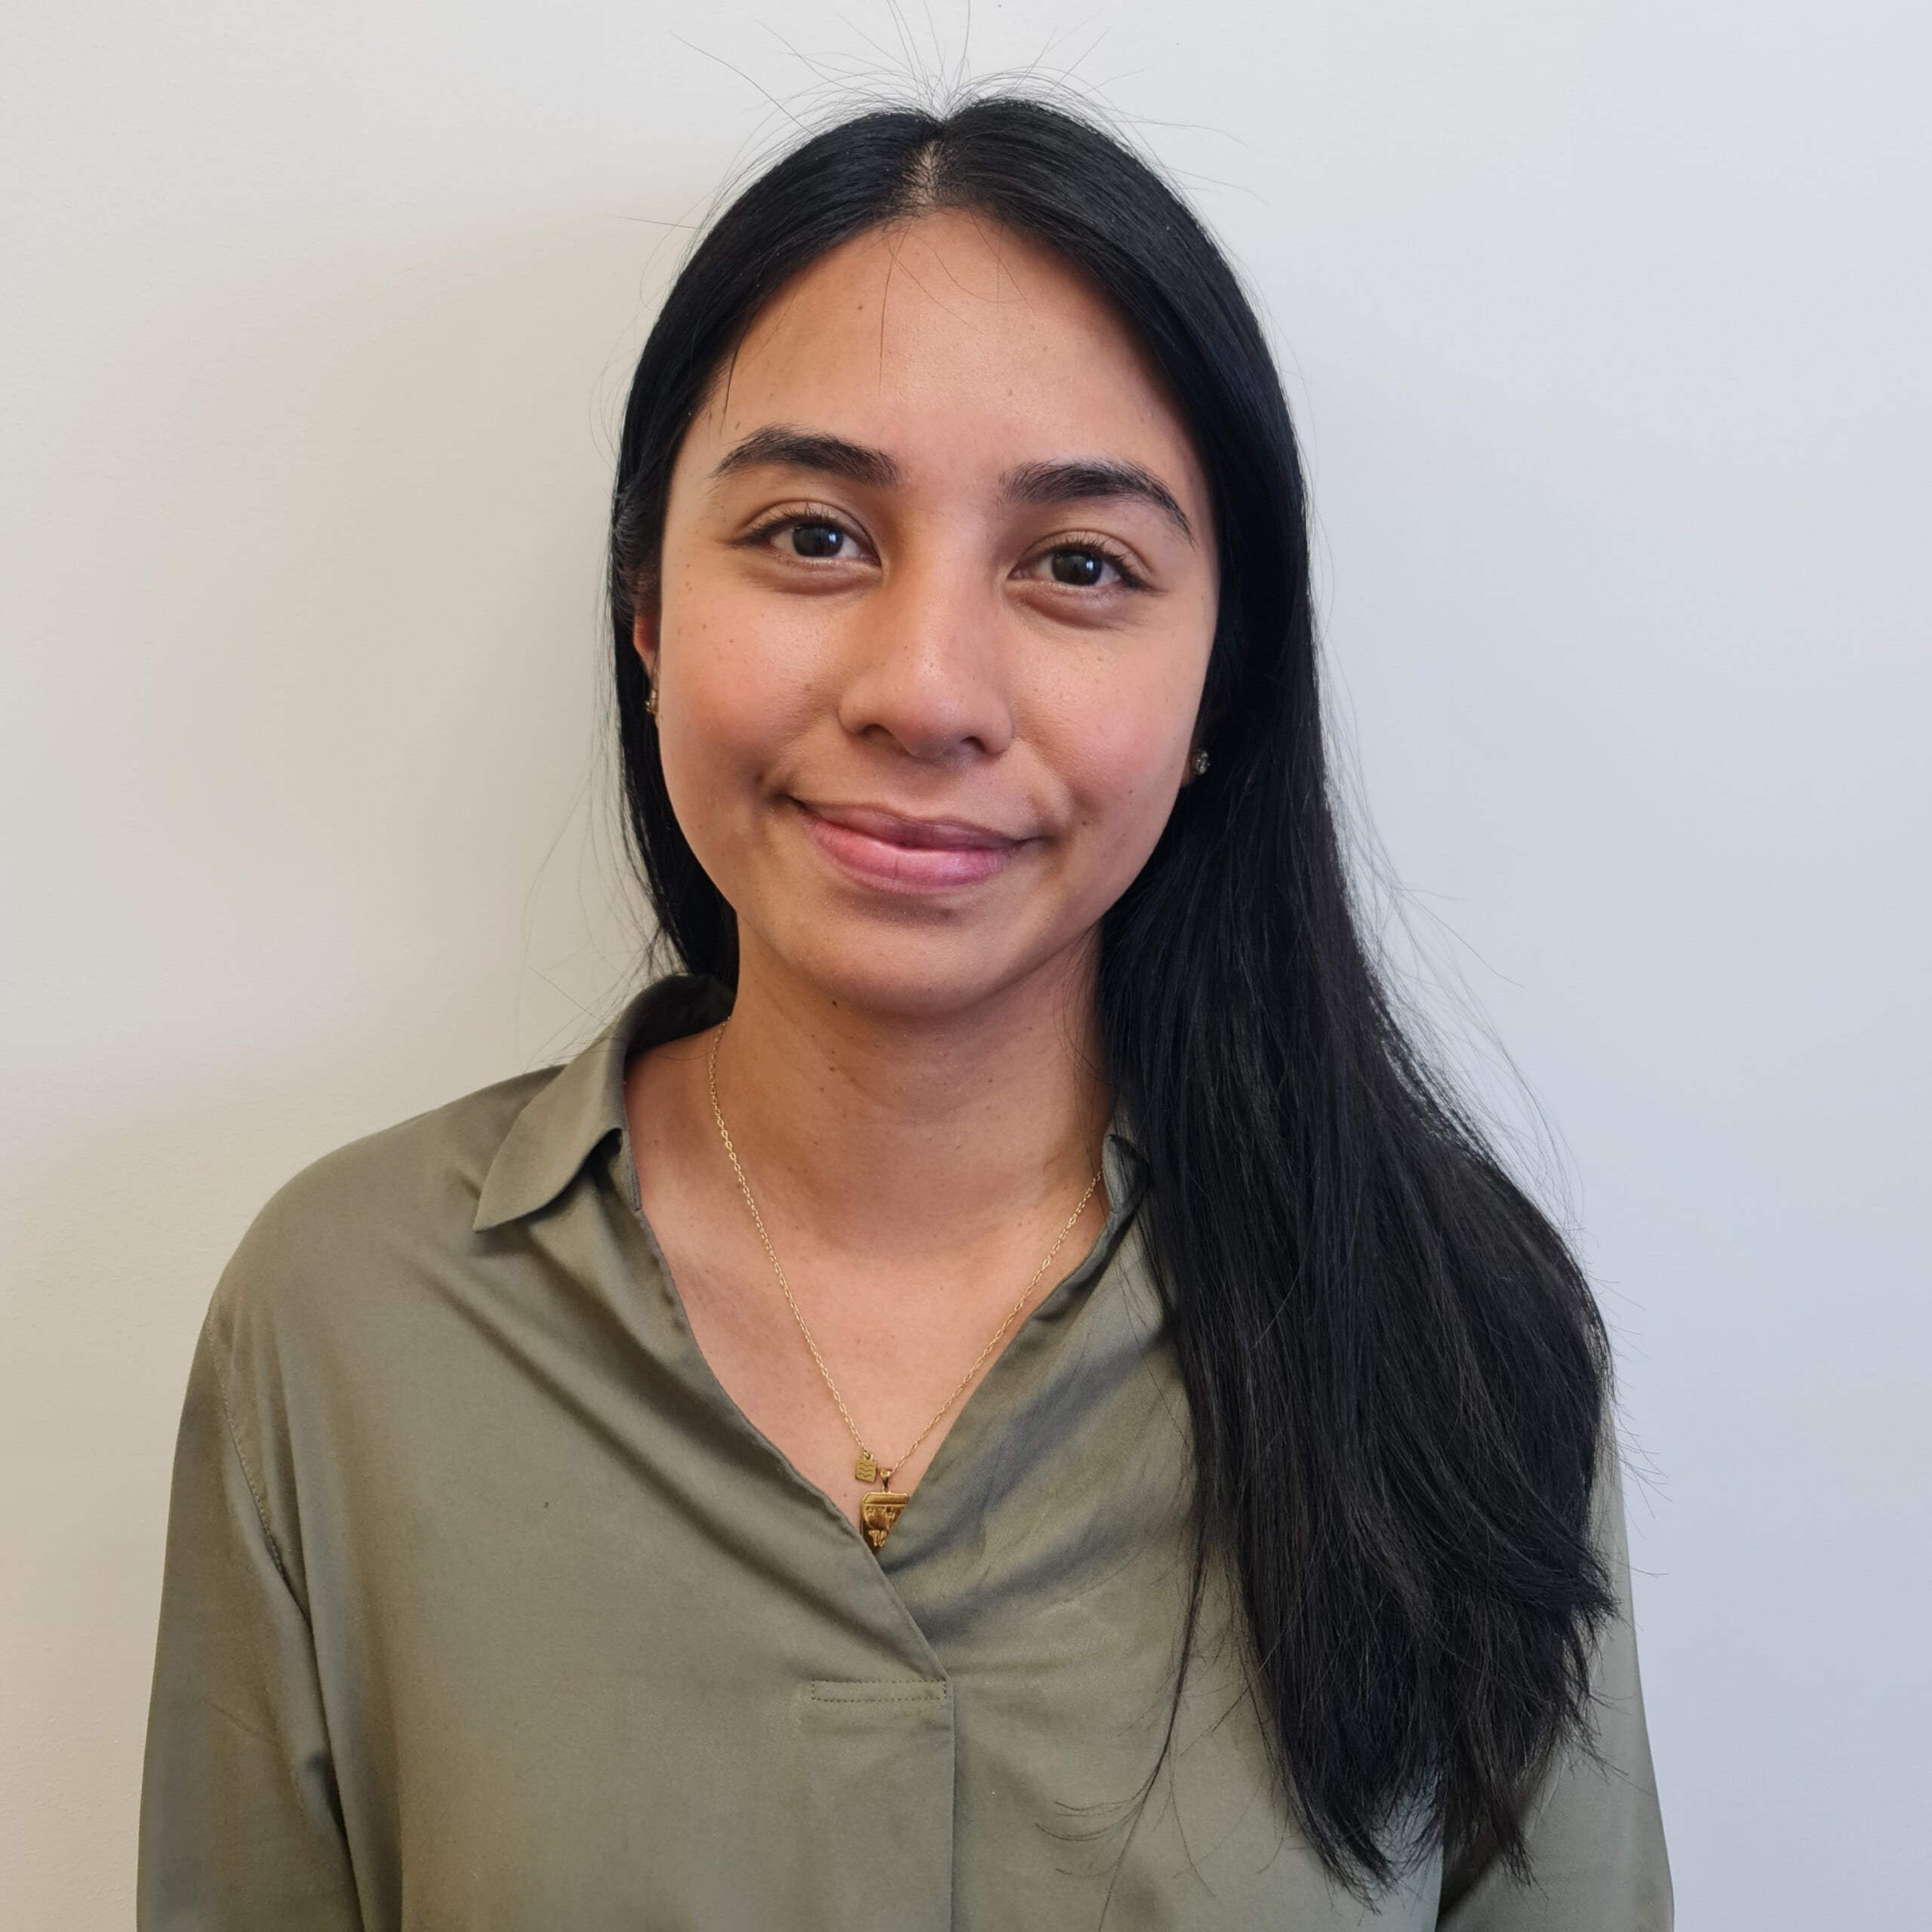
top-left (764, 922), bottom-right (1084, 1023)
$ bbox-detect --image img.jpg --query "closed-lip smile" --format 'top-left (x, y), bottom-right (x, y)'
top-left (793, 799), bottom-right (1028, 892)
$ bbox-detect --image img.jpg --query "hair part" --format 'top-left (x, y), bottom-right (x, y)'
top-left (608, 95), bottom-right (1614, 1892)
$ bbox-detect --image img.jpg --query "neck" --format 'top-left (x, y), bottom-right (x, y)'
top-left (707, 934), bottom-right (1110, 1262)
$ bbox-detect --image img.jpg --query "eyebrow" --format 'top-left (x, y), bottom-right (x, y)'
top-left (1001, 457), bottom-right (1194, 543)
top-left (709, 426), bottom-right (900, 489)
top-left (710, 423), bottom-right (1195, 543)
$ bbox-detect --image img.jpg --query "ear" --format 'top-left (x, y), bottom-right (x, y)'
top-left (1182, 678), bottom-right (1223, 784)
top-left (630, 608), bottom-right (659, 685)
top-left (1180, 711), bottom-right (1211, 786)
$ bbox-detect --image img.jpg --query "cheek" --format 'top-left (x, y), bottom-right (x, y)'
top-left (1056, 612), bottom-right (1212, 796)
top-left (657, 579), bottom-right (819, 804)
top-left (1044, 663), bottom-right (1201, 868)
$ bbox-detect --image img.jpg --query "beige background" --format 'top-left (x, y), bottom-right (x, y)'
top-left (3, 2), bottom-right (1927, 1924)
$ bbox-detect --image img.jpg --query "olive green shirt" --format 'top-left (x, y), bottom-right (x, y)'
top-left (140, 975), bottom-right (1670, 1930)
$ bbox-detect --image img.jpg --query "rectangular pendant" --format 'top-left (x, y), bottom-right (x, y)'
top-left (854, 1453), bottom-right (878, 1483)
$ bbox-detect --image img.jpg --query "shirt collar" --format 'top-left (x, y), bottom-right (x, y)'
top-left (472, 971), bottom-right (1146, 1233)
top-left (472, 974), bottom-right (733, 1232)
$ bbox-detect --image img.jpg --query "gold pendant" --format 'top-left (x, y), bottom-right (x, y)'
top-left (859, 1488), bottom-right (908, 1552)
top-left (854, 1453), bottom-right (878, 1484)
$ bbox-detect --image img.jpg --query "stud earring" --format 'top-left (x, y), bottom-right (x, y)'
top-left (645, 680), bottom-right (658, 718)
top-left (1192, 748), bottom-right (1211, 777)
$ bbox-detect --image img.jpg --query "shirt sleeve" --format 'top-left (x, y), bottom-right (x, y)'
top-left (137, 1324), bottom-right (364, 1931)
top-left (1435, 1449), bottom-right (1672, 1931)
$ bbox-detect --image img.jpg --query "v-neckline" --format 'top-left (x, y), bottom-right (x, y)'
top-left (607, 1112), bottom-right (1146, 1583)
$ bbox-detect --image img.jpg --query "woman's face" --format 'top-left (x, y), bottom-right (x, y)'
top-left (639, 209), bottom-right (1219, 1020)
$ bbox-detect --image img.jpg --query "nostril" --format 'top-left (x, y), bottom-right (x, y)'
top-left (837, 665), bottom-right (1016, 764)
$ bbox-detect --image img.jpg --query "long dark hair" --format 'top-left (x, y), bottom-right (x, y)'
top-left (608, 97), bottom-right (1614, 1889)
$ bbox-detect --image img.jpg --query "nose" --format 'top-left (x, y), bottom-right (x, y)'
top-left (832, 548), bottom-right (1015, 764)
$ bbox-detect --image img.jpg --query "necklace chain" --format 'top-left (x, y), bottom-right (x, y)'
top-left (706, 1019), bottom-right (1103, 1487)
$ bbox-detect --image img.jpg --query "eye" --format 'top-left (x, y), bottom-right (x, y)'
top-left (786, 519), bottom-right (853, 560)
top-left (737, 509), bottom-right (872, 567)
top-left (1048, 548), bottom-right (1109, 586)
top-left (1020, 540), bottom-right (1145, 592)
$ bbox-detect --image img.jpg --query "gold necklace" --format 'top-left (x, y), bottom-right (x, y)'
top-left (706, 1020), bottom-right (1103, 1553)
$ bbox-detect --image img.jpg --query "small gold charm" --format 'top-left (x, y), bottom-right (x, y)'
top-left (859, 1489), bottom-right (909, 1552)
top-left (854, 1452), bottom-right (878, 1484)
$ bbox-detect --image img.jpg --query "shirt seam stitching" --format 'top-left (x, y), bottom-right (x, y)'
top-left (201, 1325), bottom-right (310, 1625)
top-left (806, 1683), bottom-right (950, 1703)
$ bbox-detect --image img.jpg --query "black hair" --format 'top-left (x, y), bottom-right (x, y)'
top-left (608, 97), bottom-right (1614, 1890)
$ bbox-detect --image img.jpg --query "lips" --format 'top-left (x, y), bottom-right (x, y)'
top-left (794, 800), bottom-right (1026, 893)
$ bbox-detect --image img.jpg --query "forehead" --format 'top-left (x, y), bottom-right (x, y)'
top-left (688, 210), bottom-right (1206, 504)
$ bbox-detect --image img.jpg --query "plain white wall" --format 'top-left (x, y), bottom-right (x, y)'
top-left (3, 1), bottom-right (1926, 1921)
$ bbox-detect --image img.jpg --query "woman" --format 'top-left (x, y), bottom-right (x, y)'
top-left (140, 98), bottom-right (1669, 1929)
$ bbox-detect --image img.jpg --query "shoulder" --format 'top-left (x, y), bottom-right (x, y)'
top-left (205, 1065), bottom-right (562, 1361)
top-left (192, 973), bottom-right (724, 1444)
top-left (181, 1062), bottom-right (594, 1610)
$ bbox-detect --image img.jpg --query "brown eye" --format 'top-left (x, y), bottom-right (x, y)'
top-left (789, 521), bottom-right (847, 559)
top-left (1048, 547), bottom-right (1109, 587)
